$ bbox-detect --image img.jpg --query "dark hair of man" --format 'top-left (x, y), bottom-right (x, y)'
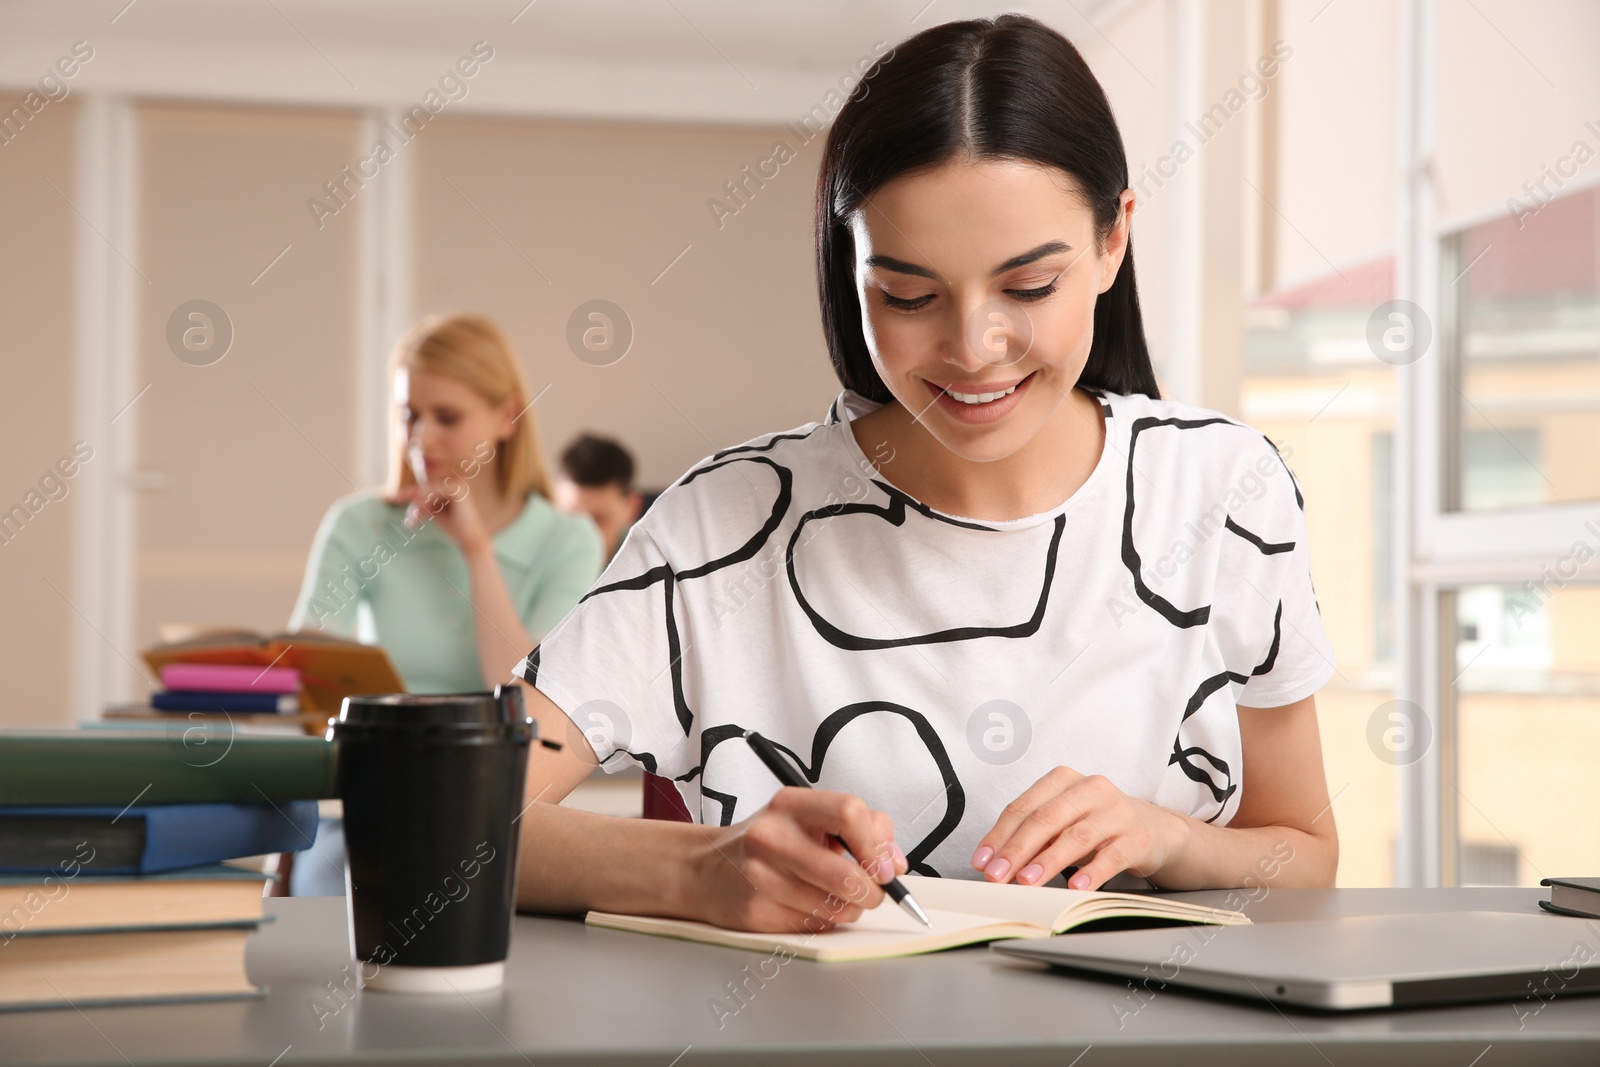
top-left (559, 433), bottom-right (635, 493)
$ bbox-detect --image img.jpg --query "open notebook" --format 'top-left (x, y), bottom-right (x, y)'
top-left (585, 872), bottom-right (1251, 962)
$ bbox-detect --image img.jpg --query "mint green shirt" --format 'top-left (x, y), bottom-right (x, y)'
top-left (288, 489), bottom-right (605, 693)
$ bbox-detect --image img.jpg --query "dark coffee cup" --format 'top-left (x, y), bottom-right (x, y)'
top-left (328, 685), bottom-right (538, 994)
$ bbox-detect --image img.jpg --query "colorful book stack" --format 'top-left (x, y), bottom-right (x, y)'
top-left (139, 629), bottom-right (407, 718)
top-left (0, 728), bottom-right (339, 1011)
top-left (151, 663), bottom-right (302, 714)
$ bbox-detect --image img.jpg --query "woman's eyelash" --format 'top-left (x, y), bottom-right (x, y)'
top-left (878, 280), bottom-right (1058, 311)
top-left (1010, 282), bottom-right (1057, 303)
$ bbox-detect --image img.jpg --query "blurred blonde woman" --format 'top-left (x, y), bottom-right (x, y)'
top-left (290, 312), bottom-right (605, 693)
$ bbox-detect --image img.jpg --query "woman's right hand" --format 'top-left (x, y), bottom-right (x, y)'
top-left (685, 787), bottom-right (910, 933)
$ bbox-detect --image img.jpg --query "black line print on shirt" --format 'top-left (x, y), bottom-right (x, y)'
top-left (1223, 516), bottom-right (1294, 554)
top-left (787, 482), bottom-right (1067, 650)
top-left (523, 644), bottom-right (664, 776)
top-left (1169, 600), bottom-right (1285, 823)
top-left (521, 433), bottom-right (829, 754)
top-left (681, 702), bottom-right (967, 877)
top-left (1121, 415), bottom-right (1307, 629)
top-left (707, 427), bottom-right (826, 464)
top-left (1257, 439), bottom-right (1321, 615)
top-left (525, 392), bottom-right (1313, 844)
top-left (1123, 415), bottom-right (1233, 627)
top-left (1119, 412), bottom-right (1305, 824)
top-left (567, 451), bottom-right (798, 738)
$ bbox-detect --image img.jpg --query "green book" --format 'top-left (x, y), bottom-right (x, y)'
top-left (0, 730), bottom-right (338, 807)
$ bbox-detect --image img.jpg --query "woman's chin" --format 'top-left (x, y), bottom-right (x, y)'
top-left (924, 411), bottom-right (1055, 466)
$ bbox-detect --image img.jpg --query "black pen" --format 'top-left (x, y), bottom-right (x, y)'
top-left (742, 729), bottom-right (930, 928)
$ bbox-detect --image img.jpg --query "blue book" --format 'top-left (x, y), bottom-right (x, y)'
top-left (151, 690), bottom-right (298, 713)
top-left (0, 801), bottom-right (320, 874)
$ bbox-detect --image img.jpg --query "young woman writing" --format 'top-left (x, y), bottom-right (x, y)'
top-left (510, 13), bottom-right (1338, 933)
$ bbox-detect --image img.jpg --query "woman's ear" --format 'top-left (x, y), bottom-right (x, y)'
top-left (497, 393), bottom-right (522, 443)
top-left (1098, 188), bottom-right (1136, 294)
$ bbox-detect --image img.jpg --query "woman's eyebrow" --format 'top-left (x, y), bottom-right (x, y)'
top-left (865, 240), bottom-right (1071, 281)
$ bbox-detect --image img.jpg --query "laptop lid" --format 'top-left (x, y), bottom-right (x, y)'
top-left (990, 910), bottom-right (1600, 1011)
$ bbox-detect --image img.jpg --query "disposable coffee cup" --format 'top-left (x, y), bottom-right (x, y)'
top-left (329, 685), bottom-right (538, 994)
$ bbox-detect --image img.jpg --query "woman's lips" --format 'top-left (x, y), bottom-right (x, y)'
top-left (922, 370), bottom-right (1037, 424)
top-left (927, 375), bottom-right (1030, 395)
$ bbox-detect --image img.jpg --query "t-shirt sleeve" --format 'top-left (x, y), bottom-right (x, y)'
top-left (287, 496), bottom-right (364, 638)
top-left (515, 520), bottom-right (692, 778)
top-left (1224, 438), bottom-right (1338, 709)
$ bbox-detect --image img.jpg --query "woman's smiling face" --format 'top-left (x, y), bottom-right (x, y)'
top-left (849, 156), bottom-right (1134, 463)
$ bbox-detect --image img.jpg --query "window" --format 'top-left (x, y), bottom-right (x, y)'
top-left (1409, 2), bottom-right (1600, 888)
top-left (1452, 582), bottom-right (1600, 885)
top-left (1414, 181), bottom-right (1600, 885)
top-left (1444, 185), bottom-right (1600, 514)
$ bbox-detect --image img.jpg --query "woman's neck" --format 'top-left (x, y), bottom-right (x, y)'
top-left (471, 466), bottom-right (525, 537)
top-left (851, 383), bottom-right (1106, 523)
top-left (478, 493), bottom-right (523, 537)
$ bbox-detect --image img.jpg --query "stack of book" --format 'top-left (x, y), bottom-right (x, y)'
top-left (139, 629), bottom-right (406, 717)
top-left (151, 663), bottom-right (302, 715)
top-left (0, 728), bottom-right (338, 1011)
top-left (100, 629), bottom-right (409, 738)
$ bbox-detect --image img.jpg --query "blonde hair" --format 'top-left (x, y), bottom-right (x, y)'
top-left (385, 312), bottom-right (552, 502)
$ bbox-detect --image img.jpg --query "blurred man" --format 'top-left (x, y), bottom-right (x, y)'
top-left (553, 433), bottom-right (645, 564)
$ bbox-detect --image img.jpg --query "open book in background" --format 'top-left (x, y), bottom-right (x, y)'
top-left (586, 872), bottom-right (1252, 962)
top-left (141, 628), bottom-right (406, 714)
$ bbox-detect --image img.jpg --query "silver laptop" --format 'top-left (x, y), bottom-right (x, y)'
top-left (991, 910), bottom-right (1600, 1010)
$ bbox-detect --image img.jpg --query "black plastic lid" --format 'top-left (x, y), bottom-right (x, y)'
top-left (328, 685), bottom-right (537, 743)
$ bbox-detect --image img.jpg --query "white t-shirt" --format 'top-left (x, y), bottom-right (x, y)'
top-left (520, 386), bottom-right (1336, 889)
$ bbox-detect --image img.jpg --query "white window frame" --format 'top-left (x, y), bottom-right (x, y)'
top-left (1395, 0), bottom-right (1600, 886)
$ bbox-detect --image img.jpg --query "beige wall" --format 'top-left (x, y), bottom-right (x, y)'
top-left (1436, 0), bottom-right (1600, 228)
top-left (1274, 0), bottom-right (1398, 284)
top-left (412, 114), bottom-right (842, 489)
top-left (0, 99), bottom-right (78, 726)
top-left (132, 103), bottom-right (361, 665)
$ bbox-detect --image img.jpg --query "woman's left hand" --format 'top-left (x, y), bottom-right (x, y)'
top-left (970, 767), bottom-right (1190, 890)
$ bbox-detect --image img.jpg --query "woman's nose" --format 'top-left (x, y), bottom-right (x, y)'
top-left (963, 298), bottom-right (1034, 370)
top-left (412, 421), bottom-right (439, 450)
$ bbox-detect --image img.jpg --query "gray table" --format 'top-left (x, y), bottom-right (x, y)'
top-left (3, 888), bottom-right (1598, 1066)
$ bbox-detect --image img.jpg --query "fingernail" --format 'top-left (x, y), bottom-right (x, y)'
top-left (1019, 863), bottom-right (1044, 884)
top-left (1069, 873), bottom-right (1090, 890)
top-left (971, 845), bottom-right (994, 869)
top-left (891, 842), bottom-right (906, 866)
top-left (876, 855), bottom-right (894, 883)
top-left (984, 857), bottom-right (1011, 881)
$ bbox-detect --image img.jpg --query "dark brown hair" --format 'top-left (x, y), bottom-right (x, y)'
top-left (559, 433), bottom-right (636, 493)
top-left (815, 13), bottom-right (1159, 402)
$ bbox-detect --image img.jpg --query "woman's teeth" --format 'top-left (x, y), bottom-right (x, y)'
top-left (946, 383), bottom-right (1019, 405)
